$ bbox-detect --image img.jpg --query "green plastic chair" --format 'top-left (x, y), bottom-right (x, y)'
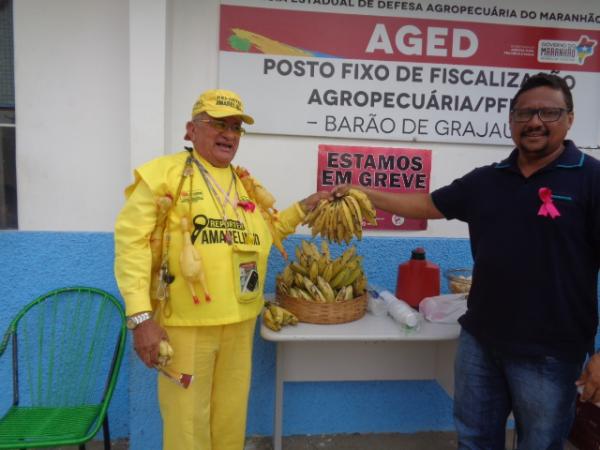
top-left (0, 287), bottom-right (126, 450)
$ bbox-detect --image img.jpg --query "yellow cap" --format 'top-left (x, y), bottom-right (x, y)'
top-left (190, 89), bottom-right (254, 124)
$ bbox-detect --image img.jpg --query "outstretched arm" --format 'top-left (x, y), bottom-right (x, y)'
top-left (275, 191), bottom-right (332, 239)
top-left (333, 185), bottom-right (444, 220)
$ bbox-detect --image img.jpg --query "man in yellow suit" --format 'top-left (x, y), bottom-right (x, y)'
top-left (115, 89), bottom-right (327, 450)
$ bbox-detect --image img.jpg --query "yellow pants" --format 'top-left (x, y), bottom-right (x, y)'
top-left (158, 318), bottom-right (257, 450)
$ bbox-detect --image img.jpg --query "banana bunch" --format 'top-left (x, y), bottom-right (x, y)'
top-left (303, 189), bottom-right (377, 244)
top-left (157, 339), bottom-right (174, 368)
top-left (262, 301), bottom-right (299, 331)
top-left (276, 241), bottom-right (367, 303)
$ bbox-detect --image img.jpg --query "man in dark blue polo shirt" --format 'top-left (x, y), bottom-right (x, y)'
top-left (334, 73), bottom-right (600, 449)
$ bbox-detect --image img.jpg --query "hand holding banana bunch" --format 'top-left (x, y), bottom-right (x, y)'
top-left (276, 241), bottom-right (367, 303)
top-left (303, 188), bottom-right (377, 244)
top-left (262, 301), bottom-right (299, 331)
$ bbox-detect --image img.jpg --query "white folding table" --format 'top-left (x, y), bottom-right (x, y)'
top-left (260, 313), bottom-right (461, 450)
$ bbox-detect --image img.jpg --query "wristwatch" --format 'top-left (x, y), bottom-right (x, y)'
top-left (126, 311), bottom-right (153, 330)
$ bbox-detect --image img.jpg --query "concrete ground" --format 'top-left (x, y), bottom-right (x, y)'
top-left (59, 430), bottom-right (579, 449)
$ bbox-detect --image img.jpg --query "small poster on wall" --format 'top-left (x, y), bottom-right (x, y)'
top-left (317, 145), bottom-right (432, 231)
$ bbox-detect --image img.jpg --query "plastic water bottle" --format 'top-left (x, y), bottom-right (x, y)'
top-left (367, 285), bottom-right (420, 328)
top-left (366, 291), bottom-right (388, 316)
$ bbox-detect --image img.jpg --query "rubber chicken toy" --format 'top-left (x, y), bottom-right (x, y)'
top-left (179, 216), bottom-right (211, 304)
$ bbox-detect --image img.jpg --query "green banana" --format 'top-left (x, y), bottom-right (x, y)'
top-left (290, 262), bottom-right (307, 275)
top-left (330, 268), bottom-right (350, 289)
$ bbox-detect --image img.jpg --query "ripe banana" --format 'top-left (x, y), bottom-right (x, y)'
top-left (309, 260), bottom-right (319, 283)
top-left (282, 266), bottom-right (294, 286)
top-left (343, 194), bottom-right (363, 239)
top-left (290, 262), bottom-right (308, 275)
top-left (269, 302), bottom-right (285, 324)
top-left (321, 241), bottom-right (331, 261)
top-left (302, 276), bottom-right (327, 302)
top-left (317, 276), bottom-right (335, 302)
top-left (345, 255), bottom-right (362, 272)
top-left (263, 302), bottom-right (299, 331)
top-left (344, 284), bottom-right (354, 300)
top-left (301, 240), bottom-right (321, 260)
top-left (344, 266), bottom-right (363, 286)
top-left (344, 194), bottom-right (363, 227)
top-left (298, 253), bottom-right (311, 269)
top-left (330, 259), bottom-right (345, 279)
top-left (340, 246), bottom-right (357, 265)
top-left (293, 272), bottom-right (305, 288)
top-left (335, 285), bottom-right (348, 302)
top-left (348, 188), bottom-right (377, 226)
top-left (295, 246), bottom-right (303, 262)
top-left (340, 198), bottom-right (355, 238)
top-left (267, 303), bottom-right (299, 326)
top-left (263, 308), bottom-right (282, 331)
top-left (322, 263), bottom-right (334, 283)
top-left (296, 288), bottom-right (313, 301)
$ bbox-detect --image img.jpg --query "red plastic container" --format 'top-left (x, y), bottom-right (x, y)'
top-left (395, 248), bottom-right (440, 308)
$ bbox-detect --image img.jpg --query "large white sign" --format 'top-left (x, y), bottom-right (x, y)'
top-left (218, 1), bottom-right (600, 146)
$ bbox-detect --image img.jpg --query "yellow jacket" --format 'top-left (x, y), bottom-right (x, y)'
top-left (114, 150), bottom-right (305, 326)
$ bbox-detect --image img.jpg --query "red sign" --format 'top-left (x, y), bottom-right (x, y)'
top-left (317, 145), bottom-right (432, 231)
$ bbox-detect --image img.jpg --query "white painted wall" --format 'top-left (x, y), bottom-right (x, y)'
top-left (129, 0), bottom-right (167, 171)
top-left (14, 0), bottom-right (130, 231)
top-left (13, 0), bottom-right (600, 236)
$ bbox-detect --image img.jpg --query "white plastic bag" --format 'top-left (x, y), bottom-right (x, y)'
top-left (419, 294), bottom-right (467, 324)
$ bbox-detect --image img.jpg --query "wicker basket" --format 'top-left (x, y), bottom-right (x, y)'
top-left (277, 292), bottom-right (367, 324)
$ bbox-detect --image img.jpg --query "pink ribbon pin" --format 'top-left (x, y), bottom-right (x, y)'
top-left (537, 187), bottom-right (561, 219)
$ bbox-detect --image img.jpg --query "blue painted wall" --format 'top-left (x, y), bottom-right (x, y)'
top-left (4, 231), bottom-right (591, 449)
top-left (0, 232), bottom-right (129, 439)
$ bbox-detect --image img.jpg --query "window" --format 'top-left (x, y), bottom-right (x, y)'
top-left (0, 0), bottom-right (16, 229)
